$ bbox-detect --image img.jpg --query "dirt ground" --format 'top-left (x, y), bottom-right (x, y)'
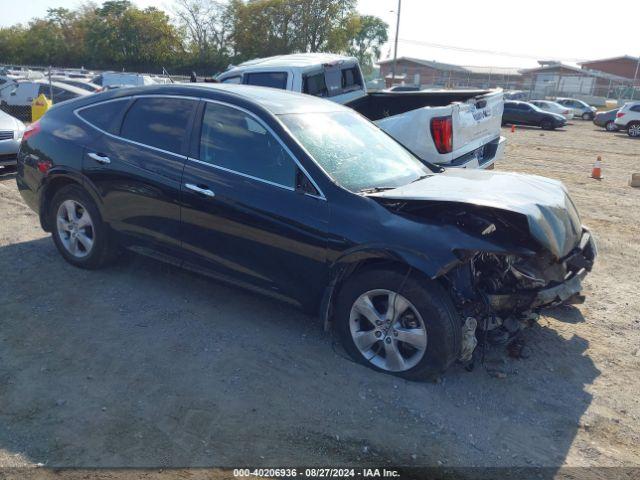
top-left (0, 121), bottom-right (639, 474)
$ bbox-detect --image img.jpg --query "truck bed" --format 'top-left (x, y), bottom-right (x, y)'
top-left (346, 89), bottom-right (493, 121)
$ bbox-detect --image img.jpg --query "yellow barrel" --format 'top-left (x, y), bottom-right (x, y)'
top-left (32, 93), bottom-right (52, 122)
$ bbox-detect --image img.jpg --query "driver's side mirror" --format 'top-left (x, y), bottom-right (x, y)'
top-left (295, 169), bottom-right (319, 196)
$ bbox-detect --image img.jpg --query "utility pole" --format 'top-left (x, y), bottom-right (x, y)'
top-left (632, 55), bottom-right (640, 100)
top-left (391, 0), bottom-right (402, 86)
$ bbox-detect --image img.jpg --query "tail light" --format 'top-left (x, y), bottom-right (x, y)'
top-left (22, 121), bottom-right (41, 142)
top-left (616, 112), bottom-right (625, 118)
top-left (430, 116), bottom-right (453, 154)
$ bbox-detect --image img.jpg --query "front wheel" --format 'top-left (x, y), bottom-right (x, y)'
top-left (605, 121), bottom-right (618, 132)
top-left (582, 112), bottom-right (592, 121)
top-left (50, 185), bottom-right (117, 269)
top-left (628, 122), bottom-right (640, 137)
top-left (334, 268), bottom-right (461, 380)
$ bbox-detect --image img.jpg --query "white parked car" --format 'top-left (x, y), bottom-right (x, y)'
top-left (0, 80), bottom-right (89, 119)
top-left (91, 72), bottom-right (157, 89)
top-left (0, 109), bottom-right (25, 168)
top-left (529, 100), bottom-right (573, 121)
top-left (51, 76), bottom-right (102, 93)
top-left (217, 53), bottom-right (506, 169)
top-left (555, 98), bottom-right (597, 120)
top-left (614, 101), bottom-right (640, 137)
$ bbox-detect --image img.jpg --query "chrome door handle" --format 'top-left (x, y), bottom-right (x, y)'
top-left (185, 183), bottom-right (215, 197)
top-left (88, 152), bottom-right (111, 164)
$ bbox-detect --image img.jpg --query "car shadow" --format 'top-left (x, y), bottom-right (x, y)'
top-left (0, 237), bottom-right (600, 473)
top-left (543, 304), bottom-right (586, 324)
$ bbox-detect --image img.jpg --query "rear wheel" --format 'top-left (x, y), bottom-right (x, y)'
top-left (541, 119), bottom-right (554, 130)
top-left (335, 268), bottom-right (461, 380)
top-left (628, 122), bottom-right (640, 137)
top-left (605, 121), bottom-right (617, 132)
top-left (50, 185), bottom-right (117, 269)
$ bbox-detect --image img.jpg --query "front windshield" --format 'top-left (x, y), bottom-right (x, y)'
top-left (279, 110), bottom-right (430, 192)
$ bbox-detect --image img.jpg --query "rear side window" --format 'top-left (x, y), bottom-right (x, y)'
top-left (78, 99), bottom-right (130, 134)
top-left (244, 72), bottom-right (288, 89)
top-left (303, 72), bottom-right (328, 97)
top-left (341, 67), bottom-right (362, 91)
top-left (120, 97), bottom-right (196, 154)
top-left (630, 104), bottom-right (640, 112)
top-left (198, 102), bottom-right (296, 187)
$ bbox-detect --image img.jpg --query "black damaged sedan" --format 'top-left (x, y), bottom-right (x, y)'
top-left (16, 84), bottom-right (596, 379)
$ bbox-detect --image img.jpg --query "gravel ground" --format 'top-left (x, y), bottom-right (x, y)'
top-left (0, 121), bottom-right (638, 472)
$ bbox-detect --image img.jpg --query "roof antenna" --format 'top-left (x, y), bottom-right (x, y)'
top-left (162, 67), bottom-right (175, 84)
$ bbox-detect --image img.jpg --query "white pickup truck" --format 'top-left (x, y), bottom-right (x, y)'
top-left (217, 53), bottom-right (506, 169)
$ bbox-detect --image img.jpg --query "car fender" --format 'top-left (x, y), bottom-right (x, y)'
top-left (39, 167), bottom-right (104, 230)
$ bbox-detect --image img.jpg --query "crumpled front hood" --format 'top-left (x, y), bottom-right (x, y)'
top-left (370, 169), bottom-right (583, 258)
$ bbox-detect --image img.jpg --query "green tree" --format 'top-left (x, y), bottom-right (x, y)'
top-left (347, 15), bottom-right (388, 75)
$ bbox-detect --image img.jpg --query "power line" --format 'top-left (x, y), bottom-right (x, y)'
top-left (396, 38), bottom-right (589, 63)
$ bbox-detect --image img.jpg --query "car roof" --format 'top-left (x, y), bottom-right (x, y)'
top-left (82, 83), bottom-right (350, 115)
top-left (234, 52), bottom-right (357, 69)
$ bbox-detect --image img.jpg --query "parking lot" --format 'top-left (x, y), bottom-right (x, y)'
top-left (0, 120), bottom-right (639, 470)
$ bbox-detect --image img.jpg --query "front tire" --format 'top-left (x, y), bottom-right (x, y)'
top-left (50, 185), bottom-right (116, 269)
top-left (582, 112), bottom-right (592, 121)
top-left (605, 121), bottom-right (617, 132)
top-left (628, 122), bottom-right (640, 137)
top-left (334, 268), bottom-right (461, 380)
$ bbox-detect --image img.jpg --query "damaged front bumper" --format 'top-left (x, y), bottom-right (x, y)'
top-left (485, 229), bottom-right (597, 312)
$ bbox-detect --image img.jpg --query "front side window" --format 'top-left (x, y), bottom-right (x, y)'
top-left (280, 110), bottom-right (429, 192)
top-left (120, 97), bottom-right (196, 154)
top-left (199, 102), bottom-right (296, 187)
top-left (244, 72), bottom-right (288, 89)
top-left (78, 99), bottom-right (130, 134)
top-left (221, 76), bottom-right (242, 84)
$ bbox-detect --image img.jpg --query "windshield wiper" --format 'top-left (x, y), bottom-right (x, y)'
top-left (409, 174), bottom-right (430, 184)
top-left (359, 186), bottom-right (397, 194)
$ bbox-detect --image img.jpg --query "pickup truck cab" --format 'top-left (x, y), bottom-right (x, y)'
top-left (217, 53), bottom-right (505, 169)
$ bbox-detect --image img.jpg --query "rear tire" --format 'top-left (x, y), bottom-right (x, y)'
top-left (628, 122), bottom-right (640, 137)
top-left (334, 267), bottom-right (461, 380)
top-left (49, 185), bottom-right (117, 269)
top-left (541, 119), bottom-right (554, 130)
top-left (605, 121), bottom-right (617, 132)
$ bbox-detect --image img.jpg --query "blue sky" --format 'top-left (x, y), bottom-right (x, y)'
top-left (1, 0), bottom-right (635, 68)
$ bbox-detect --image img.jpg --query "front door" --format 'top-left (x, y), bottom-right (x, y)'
top-left (180, 101), bottom-right (330, 305)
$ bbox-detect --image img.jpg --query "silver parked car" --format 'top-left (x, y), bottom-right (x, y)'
top-left (0, 109), bottom-right (25, 169)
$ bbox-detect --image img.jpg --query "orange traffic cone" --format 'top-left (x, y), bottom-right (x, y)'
top-left (591, 156), bottom-right (603, 180)
top-left (511, 124), bottom-right (516, 133)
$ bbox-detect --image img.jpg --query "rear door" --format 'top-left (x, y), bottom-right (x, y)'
top-left (81, 96), bottom-right (198, 260)
top-left (180, 100), bottom-right (329, 304)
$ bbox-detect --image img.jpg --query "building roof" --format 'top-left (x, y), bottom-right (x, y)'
top-left (578, 55), bottom-right (639, 65)
top-left (519, 62), bottom-right (631, 83)
top-left (377, 57), bottom-right (521, 76)
top-left (463, 66), bottom-right (522, 76)
top-left (377, 56), bottom-right (467, 73)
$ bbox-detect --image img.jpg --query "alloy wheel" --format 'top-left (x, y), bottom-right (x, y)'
top-left (349, 289), bottom-right (427, 372)
top-left (56, 199), bottom-right (95, 258)
top-left (629, 124), bottom-right (640, 137)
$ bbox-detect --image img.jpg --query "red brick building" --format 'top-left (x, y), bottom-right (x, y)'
top-left (578, 56), bottom-right (640, 85)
